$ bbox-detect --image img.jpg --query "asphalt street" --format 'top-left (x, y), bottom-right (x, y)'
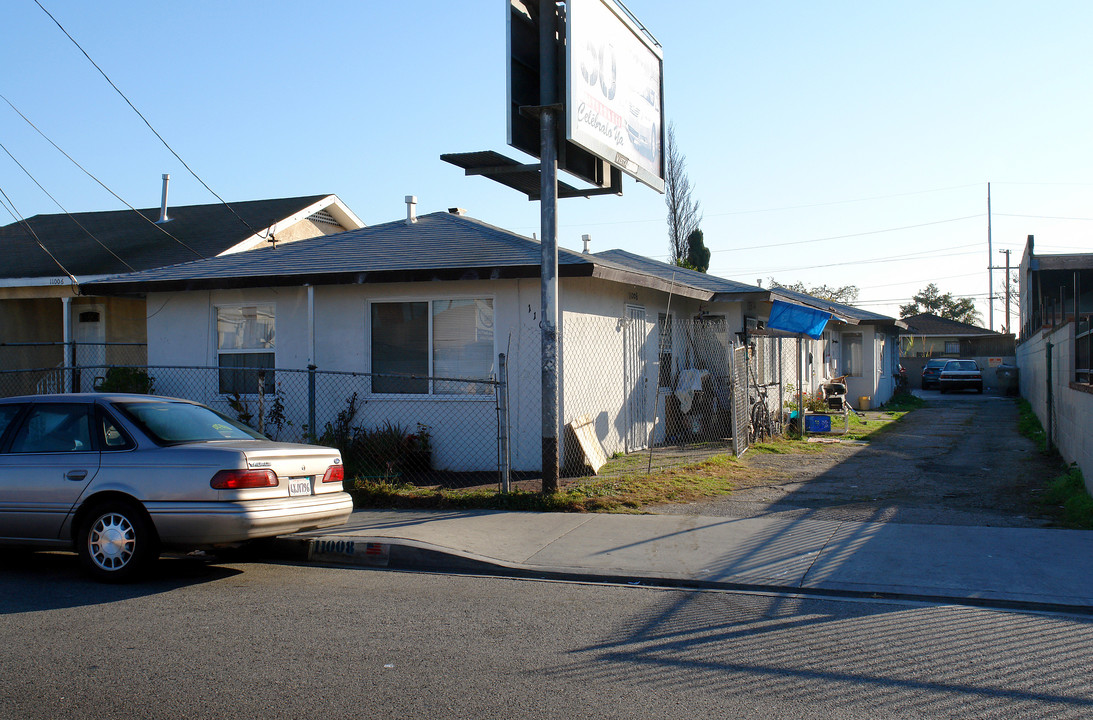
top-left (3, 553), bottom-right (1093, 719)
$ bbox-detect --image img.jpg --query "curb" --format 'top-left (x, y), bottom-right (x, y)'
top-left (265, 535), bottom-right (1093, 618)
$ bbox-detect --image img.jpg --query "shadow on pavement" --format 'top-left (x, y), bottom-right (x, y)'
top-left (552, 590), bottom-right (1093, 717)
top-left (0, 550), bottom-right (244, 615)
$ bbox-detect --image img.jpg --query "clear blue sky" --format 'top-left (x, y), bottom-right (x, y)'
top-left (3, 1), bottom-right (1091, 328)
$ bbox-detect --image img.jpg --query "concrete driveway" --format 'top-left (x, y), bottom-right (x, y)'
top-left (655, 390), bottom-right (1064, 527)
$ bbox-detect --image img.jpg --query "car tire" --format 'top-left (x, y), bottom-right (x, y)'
top-left (77, 501), bottom-right (159, 582)
top-left (977, 385), bottom-right (983, 394)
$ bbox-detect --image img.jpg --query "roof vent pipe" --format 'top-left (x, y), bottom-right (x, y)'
top-left (405, 195), bottom-right (417, 225)
top-left (582, 234), bottom-right (591, 253)
top-left (157, 174), bottom-right (170, 223)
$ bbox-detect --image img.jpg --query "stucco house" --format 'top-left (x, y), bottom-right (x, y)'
top-left (85, 202), bottom-right (903, 471)
top-left (758, 287), bottom-right (906, 410)
top-left (0, 192), bottom-right (363, 393)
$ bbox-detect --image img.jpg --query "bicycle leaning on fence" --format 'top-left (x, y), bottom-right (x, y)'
top-left (748, 383), bottom-right (780, 443)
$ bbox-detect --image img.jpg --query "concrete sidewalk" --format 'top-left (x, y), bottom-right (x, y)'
top-left (276, 509), bottom-right (1093, 613)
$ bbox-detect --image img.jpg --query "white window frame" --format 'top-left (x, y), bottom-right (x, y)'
top-left (367, 295), bottom-right (496, 398)
top-left (214, 302), bottom-right (276, 395)
top-left (841, 332), bottom-right (863, 378)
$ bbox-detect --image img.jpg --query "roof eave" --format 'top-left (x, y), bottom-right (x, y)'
top-left (589, 265), bottom-right (713, 301)
top-left (86, 263), bottom-right (601, 295)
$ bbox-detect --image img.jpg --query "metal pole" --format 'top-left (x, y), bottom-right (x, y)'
top-left (1003, 249), bottom-right (1011, 334)
top-left (539, 2), bottom-right (560, 493)
top-left (257, 370), bottom-right (266, 434)
top-left (796, 337), bottom-right (803, 436)
top-left (988, 182), bottom-right (994, 331)
top-left (308, 364), bottom-right (317, 442)
top-left (498, 353), bottom-right (511, 493)
top-left (61, 296), bottom-right (74, 393)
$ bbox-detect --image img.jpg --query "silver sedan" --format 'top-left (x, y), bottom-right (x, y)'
top-left (0, 393), bottom-right (353, 581)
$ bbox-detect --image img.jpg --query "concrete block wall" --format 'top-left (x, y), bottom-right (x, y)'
top-left (1018, 326), bottom-right (1093, 492)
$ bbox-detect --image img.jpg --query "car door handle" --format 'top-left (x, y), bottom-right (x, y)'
top-left (65, 470), bottom-right (88, 481)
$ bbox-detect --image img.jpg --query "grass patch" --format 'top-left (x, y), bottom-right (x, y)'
top-left (881, 391), bottom-right (927, 412)
top-left (749, 437), bottom-right (826, 454)
top-left (843, 410), bottom-right (907, 441)
top-left (1016, 399), bottom-right (1051, 454)
top-left (347, 454), bottom-right (747, 513)
top-left (1041, 465), bottom-right (1093, 529)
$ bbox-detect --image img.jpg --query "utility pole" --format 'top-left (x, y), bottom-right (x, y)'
top-left (987, 182), bottom-right (994, 331)
top-left (990, 248), bottom-right (1013, 334)
top-left (539, 1), bottom-right (560, 494)
top-left (1002, 249), bottom-right (1011, 334)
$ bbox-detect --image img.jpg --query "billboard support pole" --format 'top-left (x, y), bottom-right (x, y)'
top-left (540, 0), bottom-right (560, 494)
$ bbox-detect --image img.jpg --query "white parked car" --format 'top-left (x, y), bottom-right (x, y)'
top-left (938, 360), bottom-right (984, 394)
top-left (0, 394), bottom-right (353, 581)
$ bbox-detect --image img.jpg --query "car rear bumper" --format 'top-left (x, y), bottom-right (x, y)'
top-left (939, 379), bottom-right (982, 391)
top-left (145, 492), bottom-right (354, 546)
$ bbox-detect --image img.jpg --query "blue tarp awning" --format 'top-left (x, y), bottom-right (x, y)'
top-left (766, 300), bottom-right (832, 339)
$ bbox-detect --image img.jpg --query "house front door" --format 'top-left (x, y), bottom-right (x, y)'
top-left (623, 305), bottom-right (649, 452)
top-left (73, 305), bottom-right (105, 392)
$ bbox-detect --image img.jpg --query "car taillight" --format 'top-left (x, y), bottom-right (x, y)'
top-left (210, 469), bottom-right (278, 489)
top-left (321, 464), bottom-right (344, 484)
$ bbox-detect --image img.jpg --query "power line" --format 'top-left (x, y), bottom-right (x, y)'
top-left (552, 182), bottom-right (986, 231)
top-left (855, 291), bottom-right (992, 305)
top-left (996, 212), bottom-right (1093, 222)
top-left (0, 139), bottom-right (135, 272)
top-left (707, 214), bottom-right (985, 255)
top-left (715, 244), bottom-right (982, 276)
top-left (857, 271), bottom-right (981, 290)
top-left (0, 183), bottom-right (78, 287)
top-left (0, 92), bottom-right (205, 259)
top-left (32, 0), bottom-right (264, 239)
top-left (702, 182), bottom-right (983, 218)
top-left (643, 214), bottom-right (985, 261)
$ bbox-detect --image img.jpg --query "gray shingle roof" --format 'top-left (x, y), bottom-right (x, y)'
top-left (87, 212), bottom-right (610, 292)
top-left (1, 195), bottom-right (332, 279)
top-left (592, 249), bottom-right (765, 295)
top-left (900, 313), bottom-right (997, 335)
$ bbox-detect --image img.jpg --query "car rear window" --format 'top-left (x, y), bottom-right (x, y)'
top-left (112, 400), bottom-right (266, 445)
top-left (945, 361), bottom-right (978, 371)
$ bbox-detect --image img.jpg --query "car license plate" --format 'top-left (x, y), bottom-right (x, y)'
top-left (288, 477), bottom-right (313, 497)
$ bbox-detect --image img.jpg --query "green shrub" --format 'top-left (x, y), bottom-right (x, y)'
top-left (94, 367), bottom-right (154, 394)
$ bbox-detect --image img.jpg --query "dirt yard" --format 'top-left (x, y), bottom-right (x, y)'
top-left (654, 392), bottom-right (1068, 527)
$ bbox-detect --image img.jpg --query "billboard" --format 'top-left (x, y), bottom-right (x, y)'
top-left (507, 0), bottom-right (613, 189)
top-left (566, 0), bottom-right (664, 192)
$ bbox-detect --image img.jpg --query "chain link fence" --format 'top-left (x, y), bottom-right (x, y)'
top-left (543, 314), bottom-right (787, 479)
top-left (0, 344), bottom-right (504, 490)
top-left (0, 334), bottom-right (797, 492)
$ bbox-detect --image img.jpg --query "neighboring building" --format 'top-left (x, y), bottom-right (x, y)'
top-left (899, 313), bottom-right (1016, 390)
top-left (900, 313), bottom-right (1009, 356)
top-left (85, 202), bottom-right (903, 471)
top-left (0, 193), bottom-right (363, 393)
top-left (1016, 234), bottom-right (1093, 489)
top-left (761, 287), bottom-right (906, 409)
